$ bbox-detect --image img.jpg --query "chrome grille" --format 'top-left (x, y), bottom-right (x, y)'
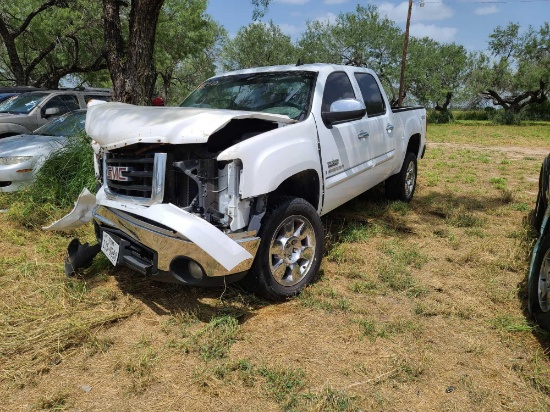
top-left (103, 152), bottom-right (167, 205)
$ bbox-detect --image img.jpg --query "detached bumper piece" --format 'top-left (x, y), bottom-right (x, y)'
top-left (64, 238), bottom-right (101, 277)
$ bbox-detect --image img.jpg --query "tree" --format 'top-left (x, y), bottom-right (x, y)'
top-left (297, 5), bottom-right (403, 102)
top-left (406, 37), bottom-right (469, 112)
top-left (154, 0), bottom-right (224, 102)
top-left (220, 21), bottom-right (296, 71)
top-left (470, 22), bottom-right (549, 113)
top-left (0, 0), bottom-right (106, 87)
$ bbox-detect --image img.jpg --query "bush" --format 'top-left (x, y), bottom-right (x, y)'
top-left (453, 108), bottom-right (494, 121)
top-left (490, 110), bottom-right (522, 125)
top-left (7, 132), bottom-right (97, 228)
top-left (523, 101), bottom-right (550, 121)
top-left (427, 110), bottom-right (453, 124)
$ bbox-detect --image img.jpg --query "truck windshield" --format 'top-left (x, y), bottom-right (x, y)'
top-left (0, 92), bottom-right (47, 114)
top-left (180, 71), bottom-right (316, 121)
top-left (34, 110), bottom-right (86, 137)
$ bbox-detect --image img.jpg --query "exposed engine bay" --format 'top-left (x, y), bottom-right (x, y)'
top-left (99, 118), bottom-right (279, 232)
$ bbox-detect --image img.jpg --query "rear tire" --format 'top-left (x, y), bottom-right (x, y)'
top-left (385, 152), bottom-right (417, 202)
top-left (242, 197), bottom-right (324, 300)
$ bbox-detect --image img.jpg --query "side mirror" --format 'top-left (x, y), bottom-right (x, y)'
top-left (44, 107), bottom-right (60, 117)
top-left (322, 99), bottom-right (366, 125)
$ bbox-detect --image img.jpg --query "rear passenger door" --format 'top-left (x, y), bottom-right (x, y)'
top-left (354, 72), bottom-right (396, 179)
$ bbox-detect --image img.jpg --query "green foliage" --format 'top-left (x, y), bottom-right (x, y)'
top-left (297, 5), bottom-right (402, 100)
top-left (453, 109), bottom-right (493, 121)
top-left (154, 0), bottom-right (224, 101)
top-left (466, 22), bottom-right (550, 113)
top-left (0, 0), bottom-right (105, 87)
top-left (220, 21), bottom-right (297, 71)
top-left (407, 38), bottom-right (469, 109)
top-left (7, 133), bottom-right (96, 228)
top-left (523, 101), bottom-right (550, 121)
top-left (491, 110), bottom-right (523, 125)
top-left (427, 110), bottom-right (454, 124)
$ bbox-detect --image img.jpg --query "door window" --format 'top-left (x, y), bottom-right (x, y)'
top-left (321, 72), bottom-right (356, 113)
top-left (43, 94), bottom-right (80, 115)
top-left (354, 73), bottom-right (386, 116)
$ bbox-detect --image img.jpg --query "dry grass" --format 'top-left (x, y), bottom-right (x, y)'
top-left (1, 122), bottom-right (550, 411)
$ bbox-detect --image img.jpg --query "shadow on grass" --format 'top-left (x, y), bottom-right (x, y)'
top-left (75, 255), bottom-right (274, 326)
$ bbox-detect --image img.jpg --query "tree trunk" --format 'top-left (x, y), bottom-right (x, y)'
top-left (435, 92), bottom-right (452, 112)
top-left (103, 0), bottom-right (165, 105)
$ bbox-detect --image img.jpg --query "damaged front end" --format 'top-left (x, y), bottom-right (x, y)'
top-left (48, 115), bottom-right (287, 285)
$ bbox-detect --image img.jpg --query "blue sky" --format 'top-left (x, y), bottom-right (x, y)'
top-left (206, 0), bottom-right (550, 52)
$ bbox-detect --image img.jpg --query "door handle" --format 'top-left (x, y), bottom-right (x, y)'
top-left (358, 131), bottom-right (369, 139)
top-left (386, 123), bottom-right (394, 133)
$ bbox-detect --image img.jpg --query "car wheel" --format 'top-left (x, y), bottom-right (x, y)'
top-left (385, 152), bottom-right (417, 202)
top-left (242, 197), bottom-right (324, 300)
top-left (534, 164), bottom-right (548, 232)
top-left (529, 236), bottom-right (550, 330)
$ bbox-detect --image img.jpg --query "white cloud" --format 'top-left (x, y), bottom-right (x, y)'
top-left (315, 12), bottom-right (337, 24)
top-left (279, 23), bottom-right (303, 36)
top-left (410, 23), bottom-right (457, 42)
top-left (275, 0), bottom-right (310, 4)
top-left (378, 1), bottom-right (454, 23)
top-left (324, 0), bottom-right (348, 4)
top-left (474, 5), bottom-right (498, 15)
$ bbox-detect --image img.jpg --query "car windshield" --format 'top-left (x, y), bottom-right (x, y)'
top-left (180, 71), bottom-right (316, 120)
top-left (0, 92), bottom-right (48, 114)
top-left (34, 110), bottom-right (86, 137)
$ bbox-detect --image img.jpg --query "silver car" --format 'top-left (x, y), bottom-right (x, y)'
top-left (0, 109), bottom-right (86, 192)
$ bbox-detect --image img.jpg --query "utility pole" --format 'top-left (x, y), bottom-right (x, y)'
top-left (398, 0), bottom-right (413, 107)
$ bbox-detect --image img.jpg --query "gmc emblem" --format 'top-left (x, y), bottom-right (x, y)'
top-left (107, 166), bottom-right (130, 182)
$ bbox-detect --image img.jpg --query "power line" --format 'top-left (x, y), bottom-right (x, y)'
top-left (420, 0), bottom-right (550, 4)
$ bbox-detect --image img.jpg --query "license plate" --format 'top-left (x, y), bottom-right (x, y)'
top-left (101, 232), bottom-right (119, 266)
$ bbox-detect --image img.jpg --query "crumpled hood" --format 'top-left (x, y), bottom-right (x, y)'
top-left (0, 134), bottom-right (67, 157)
top-left (85, 103), bottom-right (296, 151)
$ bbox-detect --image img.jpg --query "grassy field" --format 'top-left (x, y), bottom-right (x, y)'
top-left (1, 122), bottom-right (550, 411)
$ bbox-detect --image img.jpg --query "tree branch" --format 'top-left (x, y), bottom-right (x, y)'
top-left (14, 0), bottom-right (61, 37)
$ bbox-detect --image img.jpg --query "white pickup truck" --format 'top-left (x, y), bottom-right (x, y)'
top-left (54, 64), bottom-right (426, 300)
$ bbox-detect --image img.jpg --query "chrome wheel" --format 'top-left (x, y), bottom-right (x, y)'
top-left (404, 160), bottom-right (416, 199)
top-left (269, 215), bottom-right (316, 286)
top-left (539, 249), bottom-right (550, 312)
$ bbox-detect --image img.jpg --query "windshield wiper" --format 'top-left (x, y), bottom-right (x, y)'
top-left (0, 110), bottom-right (23, 114)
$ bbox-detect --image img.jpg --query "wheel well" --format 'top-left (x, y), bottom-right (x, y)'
top-left (269, 169), bottom-right (320, 210)
top-left (407, 133), bottom-right (421, 157)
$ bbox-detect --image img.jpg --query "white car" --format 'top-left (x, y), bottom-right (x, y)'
top-left (0, 109), bottom-right (86, 192)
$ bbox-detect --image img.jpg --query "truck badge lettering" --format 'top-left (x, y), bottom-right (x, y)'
top-left (107, 166), bottom-right (129, 182)
top-left (327, 159), bottom-right (339, 168)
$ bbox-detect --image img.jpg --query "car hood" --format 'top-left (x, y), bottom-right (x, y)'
top-left (85, 103), bottom-right (295, 151)
top-left (0, 134), bottom-right (67, 157)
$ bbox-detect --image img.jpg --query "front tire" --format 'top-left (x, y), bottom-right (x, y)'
top-left (385, 152), bottom-right (417, 202)
top-left (243, 197), bottom-right (324, 300)
top-left (534, 164), bottom-right (548, 232)
top-left (529, 236), bottom-right (550, 330)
